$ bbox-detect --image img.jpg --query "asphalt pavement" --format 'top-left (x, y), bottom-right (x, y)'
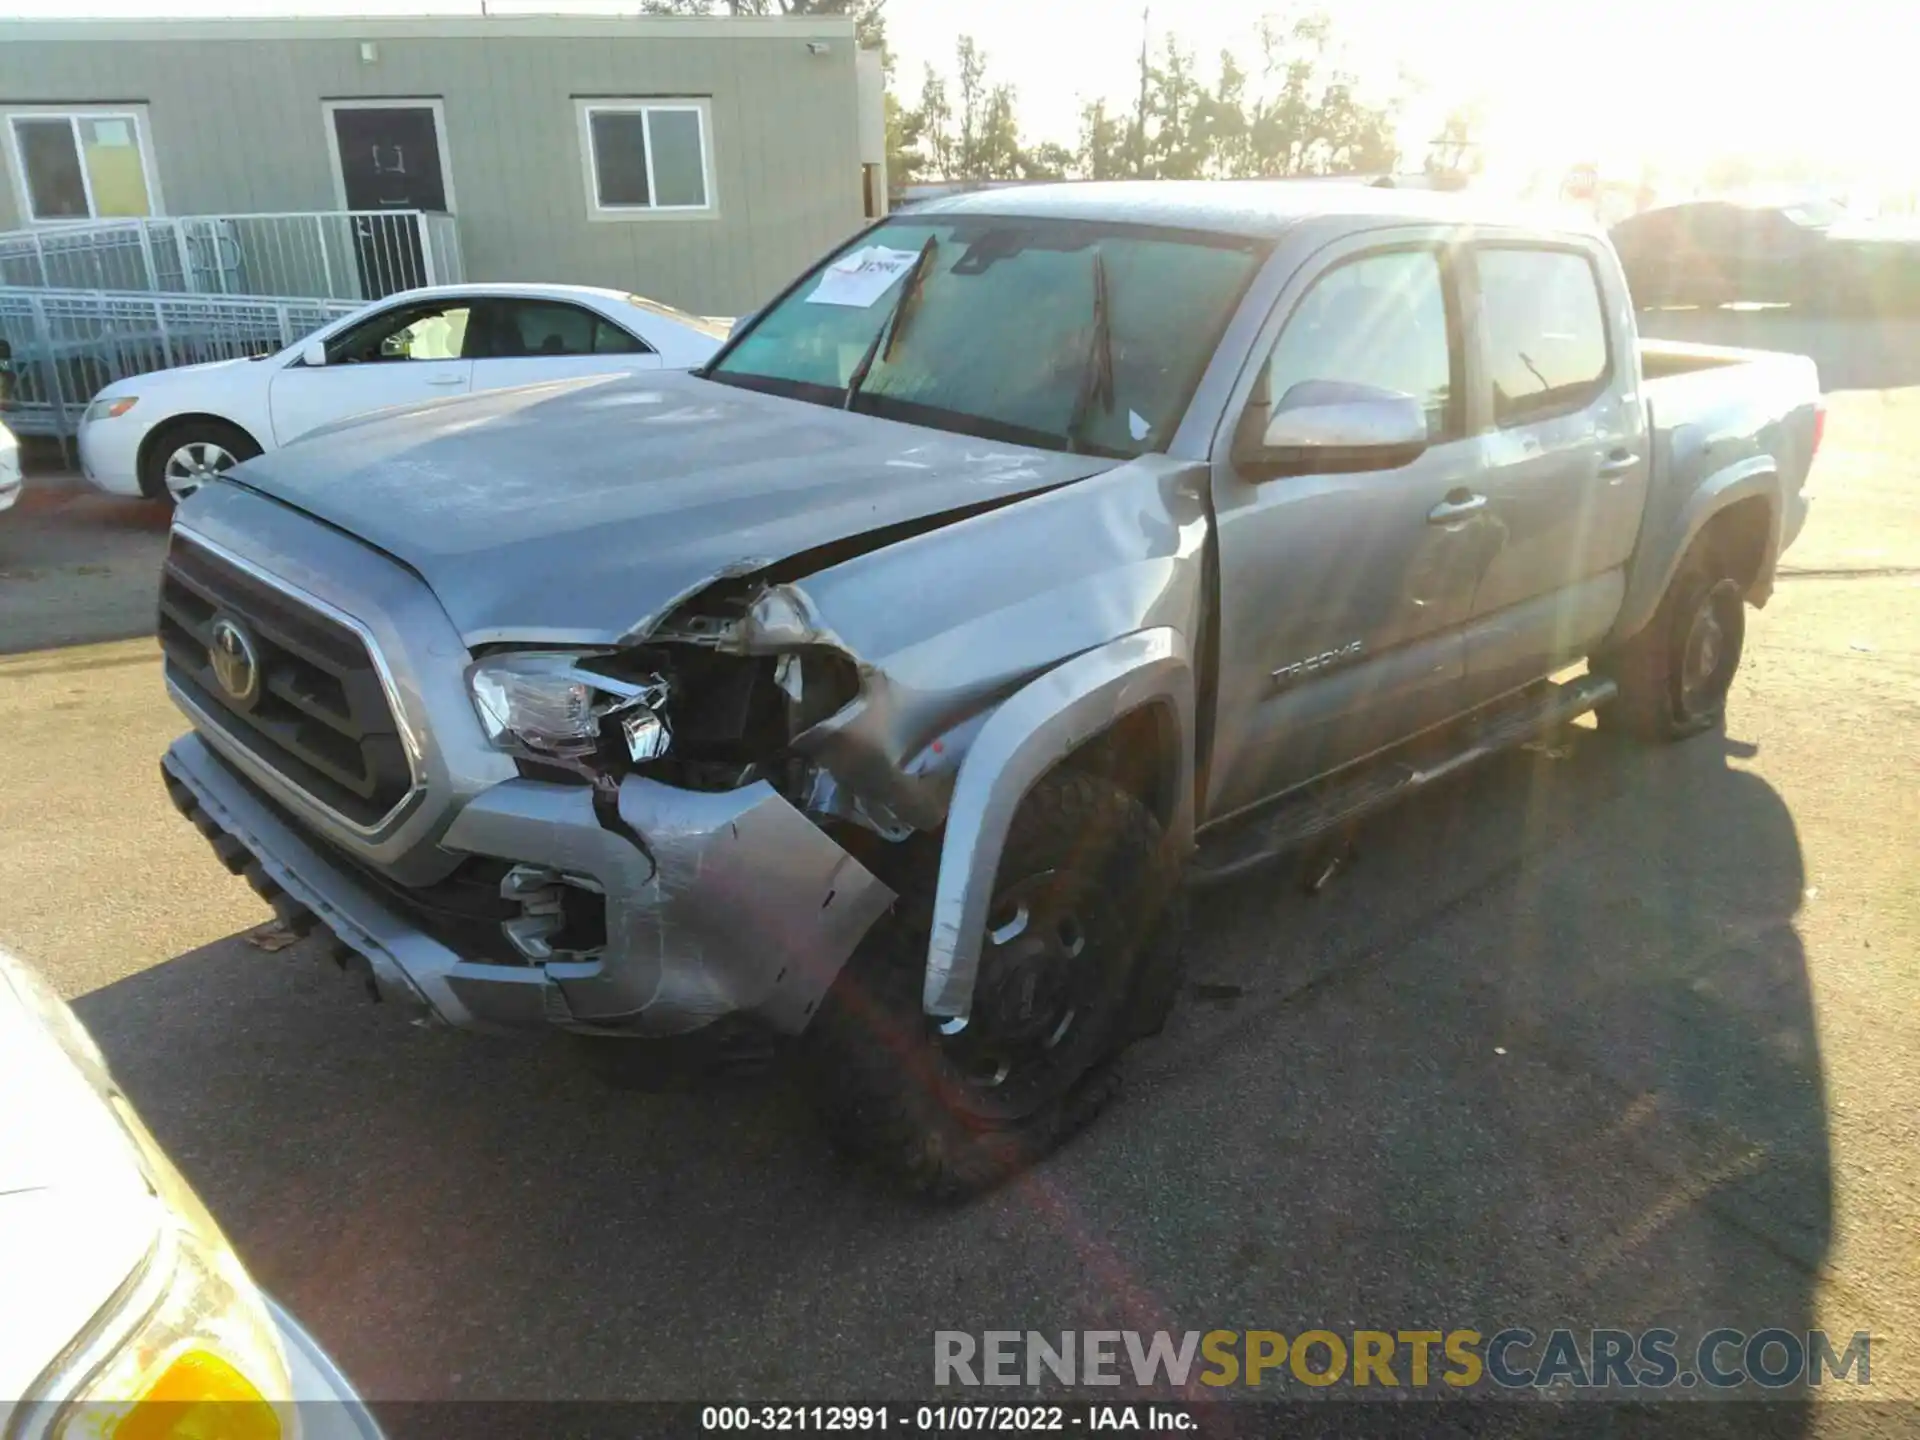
top-left (0, 315), bottom-right (1915, 1425)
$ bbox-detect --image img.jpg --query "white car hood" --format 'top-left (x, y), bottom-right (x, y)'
top-left (0, 972), bottom-right (160, 1403)
top-left (103, 354), bottom-right (267, 398)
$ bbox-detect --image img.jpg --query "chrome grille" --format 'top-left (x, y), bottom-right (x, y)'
top-left (159, 536), bottom-right (414, 827)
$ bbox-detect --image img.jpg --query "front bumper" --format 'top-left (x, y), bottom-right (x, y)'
top-left (76, 415), bottom-right (144, 496)
top-left (270, 1296), bottom-right (385, 1440)
top-left (162, 733), bottom-right (893, 1037)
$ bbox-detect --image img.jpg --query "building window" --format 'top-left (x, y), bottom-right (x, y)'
top-left (576, 100), bottom-right (713, 218)
top-left (6, 109), bottom-right (158, 221)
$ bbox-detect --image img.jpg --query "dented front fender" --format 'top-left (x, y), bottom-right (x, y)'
top-left (922, 628), bottom-right (1197, 1020)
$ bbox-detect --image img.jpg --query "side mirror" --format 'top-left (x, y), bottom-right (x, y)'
top-left (300, 340), bottom-right (328, 368)
top-left (1237, 380), bottom-right (1429, 479)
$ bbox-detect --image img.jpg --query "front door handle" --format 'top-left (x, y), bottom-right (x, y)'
top-left (1598, 449), bottom-right (1641, 478)
top-left (1427, 491), bottom-right (1487, 524)
top-left (425, 375), bottom-right (465, 386)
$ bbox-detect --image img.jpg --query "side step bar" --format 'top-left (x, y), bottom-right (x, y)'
top-left (1188, 673), bottom-right (1617, 888)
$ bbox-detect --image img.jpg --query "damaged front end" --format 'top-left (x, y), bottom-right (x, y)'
top-left (163, 452), bottom-right (1206, 1047)
top-left (464, 578), bottom-right (903, 843)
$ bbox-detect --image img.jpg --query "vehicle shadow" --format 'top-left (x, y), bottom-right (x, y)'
top-left (73, 719), bottom-right (1829, 1425)
top-left (1638, 305), bottom-right (1920, 391)
top-left (1151, 720), bottom-right (1829, 1426)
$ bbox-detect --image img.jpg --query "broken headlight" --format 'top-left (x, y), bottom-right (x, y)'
top-left (467, 652), bottom-right (668, 761)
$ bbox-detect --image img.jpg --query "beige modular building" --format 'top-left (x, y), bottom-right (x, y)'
top-left (0, 13), bottom-right (889, 315)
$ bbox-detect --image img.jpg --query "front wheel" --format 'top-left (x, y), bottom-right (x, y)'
top-left (801, 770), bottom-right (1182, 1197)
top-left (141, 419), bottom-right (261, 504)
top-left (1594, 539), bottom-right (1747, 741)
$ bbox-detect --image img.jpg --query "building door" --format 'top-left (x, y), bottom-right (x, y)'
top-left (329, 104), bottom-right (448, 299)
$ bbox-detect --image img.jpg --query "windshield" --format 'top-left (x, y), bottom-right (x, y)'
top-left (706, 216), bottom-right (1267, 457)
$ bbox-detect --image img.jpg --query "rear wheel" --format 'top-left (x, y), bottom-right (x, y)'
top-left (802, 770), bottom-right (1181, 1197)
top-left (1594, 538), bottom-right (1747, 741)
top-left (140, 419), bottom-right (260, 504)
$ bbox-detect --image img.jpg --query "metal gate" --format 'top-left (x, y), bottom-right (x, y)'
top-left (0, 287), bottom-right (357, 441)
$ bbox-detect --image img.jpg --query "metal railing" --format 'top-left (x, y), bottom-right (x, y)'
top-left (0, 211), bottom-right (463, 303)
top-left (0, 286), bottom-right (359, 441)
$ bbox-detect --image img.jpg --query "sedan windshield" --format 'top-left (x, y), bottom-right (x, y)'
top-left (705, 215), bottom-right (1267, 457)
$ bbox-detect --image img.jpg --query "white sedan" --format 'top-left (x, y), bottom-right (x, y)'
top-left (0, 419), bottom-right (19, 514)
top-left (77, 283), bottom-right (729, 503)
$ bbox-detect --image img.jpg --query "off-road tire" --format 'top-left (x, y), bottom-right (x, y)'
top-left (801, 770), bottom-right (1182, 1198)
top-left (1593, 537), bottom-right (1747, 741)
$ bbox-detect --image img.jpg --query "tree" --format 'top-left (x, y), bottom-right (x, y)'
top-left (1235, 11), bottom-right (1401, 177)
top-left (1067, 10), bottom-right (1404, 184)
top-left (1077, 99), bottom-right (1129, 180)
top-left (895, 35), bottom-right (1044, 184)
top-left (1425, 102), bottom-right (1485, 190)
top-left (885, 88), bottom-right (925, 193)
top-left (1019, 142), bottom-right (1077, 181)
top-left (912, 63), bottom-right (956, 181)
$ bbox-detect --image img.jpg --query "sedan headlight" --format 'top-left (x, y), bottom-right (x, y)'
top-left (0, 955), bottom-right (293, 1440)
top-left (467, 652), bottom-right (668, 761)
top-left (45, 1173), bottom-right (292, 1440)
top-left (83, 396), bottom-right (138, 422)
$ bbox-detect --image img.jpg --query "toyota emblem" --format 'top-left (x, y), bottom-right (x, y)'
top-left (208, 617), bottom-right (261, 707)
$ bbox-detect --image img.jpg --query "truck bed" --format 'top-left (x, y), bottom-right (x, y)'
top-left (1617, 337), bottom-right (1822, 642)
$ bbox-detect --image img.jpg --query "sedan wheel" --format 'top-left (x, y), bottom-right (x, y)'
top-left (162, 440), bottom-right (240, 503)
top-left (140, 420), bottom-right (261, 505)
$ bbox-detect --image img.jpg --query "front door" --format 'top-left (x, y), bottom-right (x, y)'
top-left (269, 295), bottom-right (474, 444)
top-left (1204, 237), bottom-right (1487, 823)
top-left (330, 104), bottom-right (448, 298)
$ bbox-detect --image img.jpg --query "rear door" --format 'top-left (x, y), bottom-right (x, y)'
top-left (267, 296), bottom-right (474, 444)
top-left (1456, 242), bottom-right (1648, 700)
top-left (1205, 232), bottom-right (1487, 821)
top-left (467, 297), bottom-right (660, 395)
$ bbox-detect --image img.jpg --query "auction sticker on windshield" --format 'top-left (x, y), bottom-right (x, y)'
top-left (807, 246), bottom-right (922, 307)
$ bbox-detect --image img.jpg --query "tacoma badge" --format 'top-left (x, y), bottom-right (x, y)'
top-left (1272, 640), bottom-right (1364, 688)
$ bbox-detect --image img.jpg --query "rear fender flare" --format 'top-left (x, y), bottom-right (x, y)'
top-left (1608, 457), bottom-right (1779, 647)
top-left (921, 628), bottom-right (1195, 1020)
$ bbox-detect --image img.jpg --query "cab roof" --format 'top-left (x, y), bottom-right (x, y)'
top-left (913, 180), bottom-right (1600, 243)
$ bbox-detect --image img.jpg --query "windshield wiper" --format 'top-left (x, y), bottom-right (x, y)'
top-left (844, 235), bottom-right (939, 412)
top-left (1064, 248), bottom-right (1115, 454)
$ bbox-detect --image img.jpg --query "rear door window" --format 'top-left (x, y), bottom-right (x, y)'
top-left (1475, 248), bottom-right (1610, 427)
top-left (483, 300), bottom-right (653, 358)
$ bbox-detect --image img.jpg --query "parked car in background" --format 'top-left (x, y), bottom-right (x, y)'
top-left (0, 419), bottom-right (19, 514)
top-left (0, 948), bottom-right (380, 1438)
top-left (77, 284), bottom-right (731, 504)
top-left (1612, 197), bottom-right (1920, 312)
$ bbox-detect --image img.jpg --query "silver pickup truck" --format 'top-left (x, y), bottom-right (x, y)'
top-left (159, 184), bottom-right (1822, 1193)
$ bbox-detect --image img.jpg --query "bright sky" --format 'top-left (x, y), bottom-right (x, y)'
top-left (887, 0), bottom-right (1908, 188)
top-left (0, 0), bottom-right (1907, 190)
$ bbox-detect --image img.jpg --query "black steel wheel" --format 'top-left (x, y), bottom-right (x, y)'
top-left (802, 769), bottom-right (1182, 1197)
top-left (1595, 539), bottom-right (1747, 741)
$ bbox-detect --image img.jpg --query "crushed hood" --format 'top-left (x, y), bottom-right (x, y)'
top-left (222, 370), bottom-right (1115, 647)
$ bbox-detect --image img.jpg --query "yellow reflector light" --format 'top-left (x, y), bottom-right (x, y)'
top-left (101, 397), bottom-right (139, 418)
top-left (110, 1350), bottom-right (280, 1440)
